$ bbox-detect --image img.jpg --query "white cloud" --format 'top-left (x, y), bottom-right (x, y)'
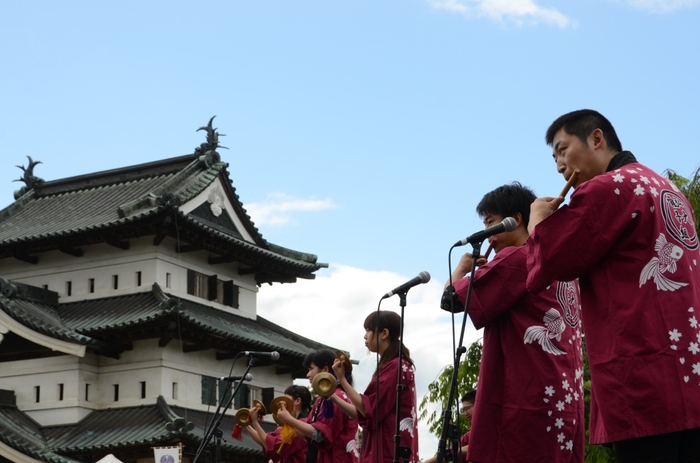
top-left (427, 0), bottom-right (573, 28)
top-left (626, 0), bottom-right (700, 13)
top-left (245, 193), bottom-right (337, 226)
top-left (256, 264), bottom-right (482, 458)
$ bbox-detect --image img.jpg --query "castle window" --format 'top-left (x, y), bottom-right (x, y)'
top-left (223, 280), bottom-right (239, 308)
top-left (172, 382), bottom-right (178, 400)
top-left (187, 270), bottom-right (239, 308)
top-left (113, 384), bottom-right (119, 402)
top-left (166, 273), bottom-right (172, 288)
top-left (187, 270), bottom-right (211, 299)
top-left (85, 383), bottom-right (90, 401)
top-left (112, 275), bottom-right (119, 290)
top-left (66, 281), bottom-right (72, 296)
top-left (58, 383), bottom-right (64, 401)
top-left (136, 271), bottom-right (142, 287)
top-left (201, 376), bottom-right (217, 406)
top-left (34, 386), bottom-right (40, 403)
top-left (89, 278), bottom-right (95, 293)
top-left (140, 381), bottom-right (146, 399)
top-left (245, 386), bottom-right (274, 411)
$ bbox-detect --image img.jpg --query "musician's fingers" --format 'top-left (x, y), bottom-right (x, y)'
top-left (551, 196), bottom-right (565, 208)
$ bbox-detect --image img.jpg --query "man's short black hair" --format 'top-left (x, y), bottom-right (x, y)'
top-left (476, 182), bottom-right (536, 228)
top-left (461, 390), bottom-right (476, 404)
top-left (545, 109), bottom-right (622, 153)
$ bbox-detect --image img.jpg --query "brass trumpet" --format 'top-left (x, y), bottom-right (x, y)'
top-left (311, 350), bottom-right (352, 398)
top-left (312, 372), bottom-right (337, 398)
top-left (234, 399), bottom-right (267, 427)
top-left (270, 396), bottom-right (294, 425)
top-left (336, 350), bottom-right (353, 373)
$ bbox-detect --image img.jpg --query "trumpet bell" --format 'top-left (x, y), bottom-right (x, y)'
top-left (234, 399), bottom-right (267, 426)
top-left (270, 396), bottom-right (294, 425)
top-left (252, 399), bottom-right (267, 416)
top-left (336, 350), bottom-right (353, 373)
top-left (312, 372), bottom-right (337, 398)
top-left (235, 408), bottom-right (252, 426)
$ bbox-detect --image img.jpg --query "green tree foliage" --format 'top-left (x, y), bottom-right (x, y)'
top-left (418, 339), bottom-right (481, 438)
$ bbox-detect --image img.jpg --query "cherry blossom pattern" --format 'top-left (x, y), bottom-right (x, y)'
top-left (542, 370), bottom-right (583, 454)
top-left (671, 308), bottom-right (700, 386)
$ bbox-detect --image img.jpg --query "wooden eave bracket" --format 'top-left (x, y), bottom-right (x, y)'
top-left (13, 252), bottom-right (38, 264)
top-left (105, 237), bottom-right (130, 250)
top-left (59, 246), bottom-right (83, 257)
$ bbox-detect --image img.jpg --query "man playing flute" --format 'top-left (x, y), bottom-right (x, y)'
top-left (443, 182), bottom-right (584, 463)
top-left (527, 109), bottom-right (700, 462)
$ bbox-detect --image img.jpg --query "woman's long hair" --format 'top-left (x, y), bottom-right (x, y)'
top-left (284, 384), bottom-right (312, 419)
top-left (364, 310), bottom-right (414, 371)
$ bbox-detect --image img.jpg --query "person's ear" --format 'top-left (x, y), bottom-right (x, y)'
top-left (512, 212), bottom-right (524, 228)
top-left (380, 328), bottom-right (390, 340)
top-left (590, 128), bottom-right (605, 151)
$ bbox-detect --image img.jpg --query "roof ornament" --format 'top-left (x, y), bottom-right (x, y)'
top-left (14, 156), bottom-right (45, 199)
top-left (194, 116), bottom-right (227, 168)
top-left (155, 192), bottom-right (182, 209)
top-left (0, 278), bottom-right (18, 299)
top-left (207, 189), bottom-right (225, 217)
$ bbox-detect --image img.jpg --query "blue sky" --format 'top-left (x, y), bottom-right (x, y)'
top-left (2, 0), bottom-right (699, 456)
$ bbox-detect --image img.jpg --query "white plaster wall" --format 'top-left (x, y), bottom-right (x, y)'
top-left (0, 339), bottom-right (295, 426)
top-left (0, 355), bottom-right (97, 425)
top-left (0, 231), bottom-right (297, 427)
top-left (0, 236), bottom-right (259, 319)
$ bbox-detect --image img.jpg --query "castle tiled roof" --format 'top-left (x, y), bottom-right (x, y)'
top-left (0, 152), bottom-right (326, 284)
top-left (1, 281), bottom-right (335, 370)
top-left (1, 395), bottom-right (275, 463)
top-left (0, 403), bottom-right (81, 463)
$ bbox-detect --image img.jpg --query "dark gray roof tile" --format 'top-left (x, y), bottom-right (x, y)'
top-left (0, 405), bottom-right (82, 463)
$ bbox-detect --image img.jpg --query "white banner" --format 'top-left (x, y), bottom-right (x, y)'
top-left (153, 445), bottom-right (181, 463)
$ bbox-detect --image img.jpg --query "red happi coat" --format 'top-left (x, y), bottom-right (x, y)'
top-left (308, 388), bottom-right (360, 463)
top-left (459, 431), bottom-right (469, 463)
top-left (264, 426), bottom-right (308, 463)
top-left (454, 245), bottom-right (584, 463)
top-left (358, 357), bottom-right (419, 463)
top-left (527, 160), bottom-right (700, 443)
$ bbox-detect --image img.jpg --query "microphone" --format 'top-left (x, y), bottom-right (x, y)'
top-left (244, 351), bottom-right (281, 361)
top-left (454, 217), bottom-right (517, 247)
top-left (382, 272), bottom-right (431, 299)
top-left (218, 373), bottom-right (253, 382)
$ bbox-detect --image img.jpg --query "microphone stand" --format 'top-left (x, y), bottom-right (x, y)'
top-left (193, 357), bottom-right (256, 463)
top-left (435, 241), bottom-right (483, 463)
top-left (392, 292), bottom-right (411, 463)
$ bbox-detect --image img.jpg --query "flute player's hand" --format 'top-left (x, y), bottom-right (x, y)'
top-left (528, 196), bottom-right (564, 233)
top-left (446, 252), bottom-right (487, 288)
